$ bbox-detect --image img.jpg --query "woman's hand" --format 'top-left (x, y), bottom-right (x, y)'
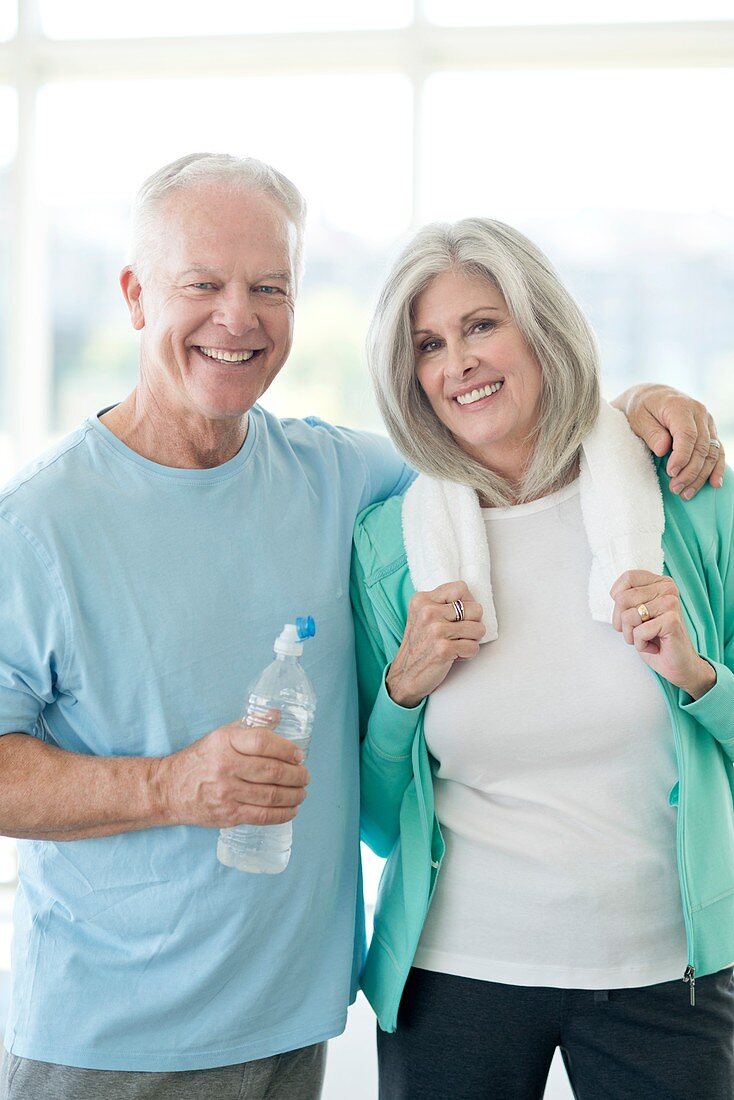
top-left (610, 570), bottom-right (717, 699)
top-left (386, 581), bottom-right (484, 708)
top-left (612, 384), bottom-right (725, 499)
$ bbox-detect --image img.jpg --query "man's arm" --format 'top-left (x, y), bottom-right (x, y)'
top-left (613, 384), bottom-right (725, 498)
top-left (0, 722), bottom-right (309, 842)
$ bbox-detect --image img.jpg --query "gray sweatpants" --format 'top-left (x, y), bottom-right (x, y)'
top-left (0, 1041), bottom-right (326, 1100)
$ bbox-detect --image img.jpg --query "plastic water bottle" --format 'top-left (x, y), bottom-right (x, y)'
top-left (217, 617), bottom-right (316, 874)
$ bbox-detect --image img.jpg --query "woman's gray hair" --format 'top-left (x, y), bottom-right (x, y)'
top-left (368, 218), bottom-right (600, 506)
top-left (129, 152), bottom-right (307, 287)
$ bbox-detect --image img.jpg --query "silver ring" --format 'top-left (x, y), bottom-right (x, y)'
top-left (710, 438), bottom-right (722, 450)
top-left (452, 600), bottom-right (465, 623)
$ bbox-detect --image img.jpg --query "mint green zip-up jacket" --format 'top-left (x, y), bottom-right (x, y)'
top-left (351, 460), bottom-right (734, 1033)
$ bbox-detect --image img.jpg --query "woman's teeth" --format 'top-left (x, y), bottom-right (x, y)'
top-left (197, 347), bottom-right (255, 363)
top-left (456, 381), bottom-right (503, 406)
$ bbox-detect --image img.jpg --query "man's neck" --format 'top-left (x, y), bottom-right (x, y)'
top-left (100, 391), bottom-right (249, 470)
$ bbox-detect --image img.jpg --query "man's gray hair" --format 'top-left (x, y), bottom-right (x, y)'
top-left (368, 218), bottom-right (601, 506)
top-left (129, 153), bottom-right (307, 287)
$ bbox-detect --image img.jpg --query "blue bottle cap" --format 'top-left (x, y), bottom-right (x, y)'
top-left (295, 616), bottom-right (316, 640)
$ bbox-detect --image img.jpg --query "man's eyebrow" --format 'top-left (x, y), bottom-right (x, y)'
top-left (258, 271), bottom-right (292, 282)
top-left (412, 307), bottom-right (503, 335)
top-left (177, 266), bottom-right (225, 280)
top-left (175, 268), bottom-right (292, 282)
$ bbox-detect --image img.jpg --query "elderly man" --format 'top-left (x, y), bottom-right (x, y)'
top-left (0, 153), bottom-right (725, 1100)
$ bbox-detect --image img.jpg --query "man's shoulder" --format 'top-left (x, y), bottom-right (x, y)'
top-left (0, 423), bottom-right (95, 522)
top-left (274, 411), bottom-right (394, 460)
top-left (259, 407), bottom-right (411, 502)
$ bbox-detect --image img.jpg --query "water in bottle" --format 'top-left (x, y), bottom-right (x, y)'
top-left (217, 616), bottom-right (316, 874)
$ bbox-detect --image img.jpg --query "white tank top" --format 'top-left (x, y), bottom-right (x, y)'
top-left (413, 480), bottom-right (688, 989)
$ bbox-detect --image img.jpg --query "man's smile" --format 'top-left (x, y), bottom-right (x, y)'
top-left (193, 346), bottom-right (261, 364)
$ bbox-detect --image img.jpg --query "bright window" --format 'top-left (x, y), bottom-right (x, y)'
top-left (0, 86), bottom-right (16, 436)
top-left (426, 1), bottom-right (734, 25)
top-left (0, 1), bottom-right (15, 41)
top-left (40, 0), bottom-right (412, 38)
top-left (421, 69), bottom-right (734, 432)
top-left (37, 75), bottom-right (412, 431)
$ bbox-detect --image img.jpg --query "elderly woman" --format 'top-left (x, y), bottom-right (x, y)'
top-left (351, 219), bottom-right (733, 1100)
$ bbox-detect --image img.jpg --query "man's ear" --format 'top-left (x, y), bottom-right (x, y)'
top-left (120, 266), bottom-right (145, 331)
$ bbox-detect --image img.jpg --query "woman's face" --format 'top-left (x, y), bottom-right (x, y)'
top-left (412, 269), bottom-right (543, 483)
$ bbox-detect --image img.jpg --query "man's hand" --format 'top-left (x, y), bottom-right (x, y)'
top-left (153, 721), bottom-right (311, 829)
top-left (612, 384), bottom-right (725, 499)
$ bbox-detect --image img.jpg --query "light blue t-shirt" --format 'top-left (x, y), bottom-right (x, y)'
top-left (0, 406), bottom-right (412, 1071)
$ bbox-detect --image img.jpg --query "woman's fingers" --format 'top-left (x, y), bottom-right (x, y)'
top-left (388, 581), bottom-right (484, 707)
top-left (440, 599), bottom-right (483, 624)
top-left (618, 594), bottom-right (680, 644)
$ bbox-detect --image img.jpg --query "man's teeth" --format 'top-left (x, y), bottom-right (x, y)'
top-left (197, 347), bottom-right (255, 363)
top-left (456, 381), bottom-right (503, 406)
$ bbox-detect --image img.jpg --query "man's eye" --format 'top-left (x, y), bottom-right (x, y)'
top-left (190, 282), bottom-right (215, 291)
top-left (255, 285), bottom-right (284, 295)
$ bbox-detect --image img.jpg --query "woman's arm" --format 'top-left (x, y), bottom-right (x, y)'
top-left (610, 475), bottom-right (734, 757)
top-left (613, 384), bottom-right (725, 497)
top-left (350, 547), bottom-right (421, 856)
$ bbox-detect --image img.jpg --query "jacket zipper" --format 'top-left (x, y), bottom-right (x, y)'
top-left (683, 964), bottom-right (696, 1006)
top-left (659, 676), bottom-right (696, 1005)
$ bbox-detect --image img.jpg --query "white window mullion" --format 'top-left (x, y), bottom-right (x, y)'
top-left (12, 0), bottom-right (50, 464)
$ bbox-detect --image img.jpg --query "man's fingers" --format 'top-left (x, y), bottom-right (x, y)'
top-left (640, 411), bottom-right (674, 459)
top-left (228, 723), bottom-right (307, 766)
top-left (710, 440), bottom-right (726, 489)
top-left (232, 756), bottom-right (311, 787)
top-left (229, 805), bottom-right (300, 827)
top-left (231, 780), bottom-right (308, 808)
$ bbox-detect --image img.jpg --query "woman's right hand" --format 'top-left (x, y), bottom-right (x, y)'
top-left (386, 581), bottom-right (484, 708)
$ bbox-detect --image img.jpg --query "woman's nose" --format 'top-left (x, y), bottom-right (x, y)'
top-left (445, 343), bottom-right (480, 379)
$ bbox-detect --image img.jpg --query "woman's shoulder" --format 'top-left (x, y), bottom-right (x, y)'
top-left (657, 456), bottom-right (734, 551)
top-left (353, 493), bottom-right (408, 577)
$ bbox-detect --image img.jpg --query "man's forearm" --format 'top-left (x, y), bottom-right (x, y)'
top-left (0, 733), bottom-right (167, 841)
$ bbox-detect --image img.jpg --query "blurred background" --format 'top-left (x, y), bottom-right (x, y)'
top-left (1, 2), bottom-right (733, 1096)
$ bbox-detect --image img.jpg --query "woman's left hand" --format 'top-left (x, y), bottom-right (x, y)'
top-left (610, 570), bottom-right (717, 699)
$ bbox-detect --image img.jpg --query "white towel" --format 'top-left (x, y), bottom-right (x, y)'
top-left (401, 401), bottom-right (665, 643)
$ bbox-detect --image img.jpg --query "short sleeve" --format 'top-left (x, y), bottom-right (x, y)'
top-left (0, 512), bottom-right (70, 735)
top-left (303, 418), bottom-right (415, 510)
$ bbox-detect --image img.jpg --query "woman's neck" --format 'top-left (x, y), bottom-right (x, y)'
top-left (478, 453), bottom-right (580, 508)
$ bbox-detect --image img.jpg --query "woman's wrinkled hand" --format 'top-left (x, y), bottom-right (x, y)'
top-left (610, 570), bottom-right (716, 699)
top-left (386, 581), bottom-right (484, 709)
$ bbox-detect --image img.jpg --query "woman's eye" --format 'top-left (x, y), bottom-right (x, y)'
top-left (419, 339), bottom-right (441, 353)
top-left (472, 320), bottom-right (495, 333)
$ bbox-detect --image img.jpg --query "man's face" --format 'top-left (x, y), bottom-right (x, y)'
top-left (122, 185), bottom-right (298, 423)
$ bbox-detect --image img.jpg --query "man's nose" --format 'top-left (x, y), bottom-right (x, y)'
top-left (213, 290), bottom-right (258, 336)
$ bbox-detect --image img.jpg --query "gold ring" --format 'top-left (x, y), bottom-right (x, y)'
top-left (637, 603), bottom-right (651, 623)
